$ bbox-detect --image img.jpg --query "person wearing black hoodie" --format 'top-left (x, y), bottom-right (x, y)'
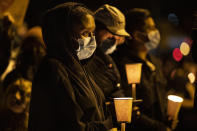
top-left (28, 2), bottom-right (113, 131)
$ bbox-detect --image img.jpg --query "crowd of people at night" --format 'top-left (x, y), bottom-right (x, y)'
top-left (0, 1), bottom-right (197, 131)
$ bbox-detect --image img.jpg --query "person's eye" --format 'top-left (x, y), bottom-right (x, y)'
top-left (91, 32), bottom-right (95, 36)
top-left (81, 31), bottom-right (95, 37)
top-left (82, 31), bottom-right (90, 37)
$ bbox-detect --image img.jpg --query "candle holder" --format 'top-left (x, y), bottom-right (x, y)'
top-left (125, 63), bottom-right (142, 99)
top-left (114, 97), bottom-right (133, 131)
top-left (167, 95), bottom-right (183, 120)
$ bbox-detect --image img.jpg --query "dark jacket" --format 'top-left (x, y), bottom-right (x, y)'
top-left (84, 47), bottom-right (124, 99)
top-left (112, 42), bottom-right (169, 131)
top-left (28, 3), bottom-right (112, 131)
top-left (28, 56), bottom-right (112, 131)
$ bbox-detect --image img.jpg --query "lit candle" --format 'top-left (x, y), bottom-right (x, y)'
top-left (114, 97), bottom-right (133, 123)
top-left (167, 95), bottom-right (183, 119)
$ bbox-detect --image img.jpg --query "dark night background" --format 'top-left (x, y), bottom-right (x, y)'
top-left (24, 0), bottom-right (197, 53)
top-left (25, 0), bottom-right (196, 32)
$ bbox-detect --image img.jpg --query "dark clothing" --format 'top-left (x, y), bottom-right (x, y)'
top-left (83, 48), bottom-right (124, 128)
top-left (28, 55), bottom-right (112, 131)
top-left (0, 111), bottom-right (27, 131)
top-left (84, 47), bottom-right (124, 99)
top-left (112, 42), bottom-right (169, 131)
top-left (168, 75), bottom-right (189, 97)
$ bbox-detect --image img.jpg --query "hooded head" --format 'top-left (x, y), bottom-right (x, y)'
top-left (42, 2), bottom-right (95, 59)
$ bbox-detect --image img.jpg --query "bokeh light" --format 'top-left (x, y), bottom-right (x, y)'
top-left (180, 42), bottom-right (190, 56)
top-left (188, 73), bottom-right (195, 83)
top-left (173, 48), bottom-right (183, 62)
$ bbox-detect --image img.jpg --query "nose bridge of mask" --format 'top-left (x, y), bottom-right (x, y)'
top-left (78, 37), bottom-right (92, 46)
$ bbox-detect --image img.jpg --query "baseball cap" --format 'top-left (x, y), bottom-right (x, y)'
top-left (94, 4), bottom-right (130, 37)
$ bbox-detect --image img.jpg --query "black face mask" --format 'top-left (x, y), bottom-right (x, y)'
top-left (99, 38), bottom-right (117, 54)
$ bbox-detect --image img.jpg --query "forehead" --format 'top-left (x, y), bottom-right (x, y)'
top-left (144, 17), bottom-right (156, 29)
top-left (81, 14), bottom-right (95, 29)
top-left (73, 14), bottom-right (95, 33)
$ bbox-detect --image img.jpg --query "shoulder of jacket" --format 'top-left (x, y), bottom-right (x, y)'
top-left (43, 58), bottom-right (63, 67)
top-left (40, 58), bottom-right (68, 76)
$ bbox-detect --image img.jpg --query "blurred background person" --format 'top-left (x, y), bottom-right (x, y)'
top-left (0, 13), bottom-right (15, 81)
top-left (15, 26), bottom-right (46, 81)
top-left (0, 12), bottom-right (26, 82)
top-left (0, 70), bottom-right (32, 131)
top-left (166, 58), bottom-right (196, 108)
top-left (166, 58), bottom-right (197, 131)
top-left (28, 2), bottom-right (113, 131)
top-left (112, 8), bottom-right (176, 131)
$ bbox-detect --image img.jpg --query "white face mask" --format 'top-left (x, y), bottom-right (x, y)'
top-left (77, 36), bottom-right (97, 60)
top-left (145, 29), bottom-right (161, 51)
top-left (100, 38), bottom-right (117, 55)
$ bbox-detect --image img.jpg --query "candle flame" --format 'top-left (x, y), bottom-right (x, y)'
top-left (168, 95), bottom-right (183, 102)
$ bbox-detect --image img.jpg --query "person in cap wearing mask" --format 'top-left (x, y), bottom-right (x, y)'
top-left (28, 2), bottom-right (113, 131)
top-left (84, 4), bottom-right (129, 101)
top-left (112, 8), bottom-right (177, 131)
